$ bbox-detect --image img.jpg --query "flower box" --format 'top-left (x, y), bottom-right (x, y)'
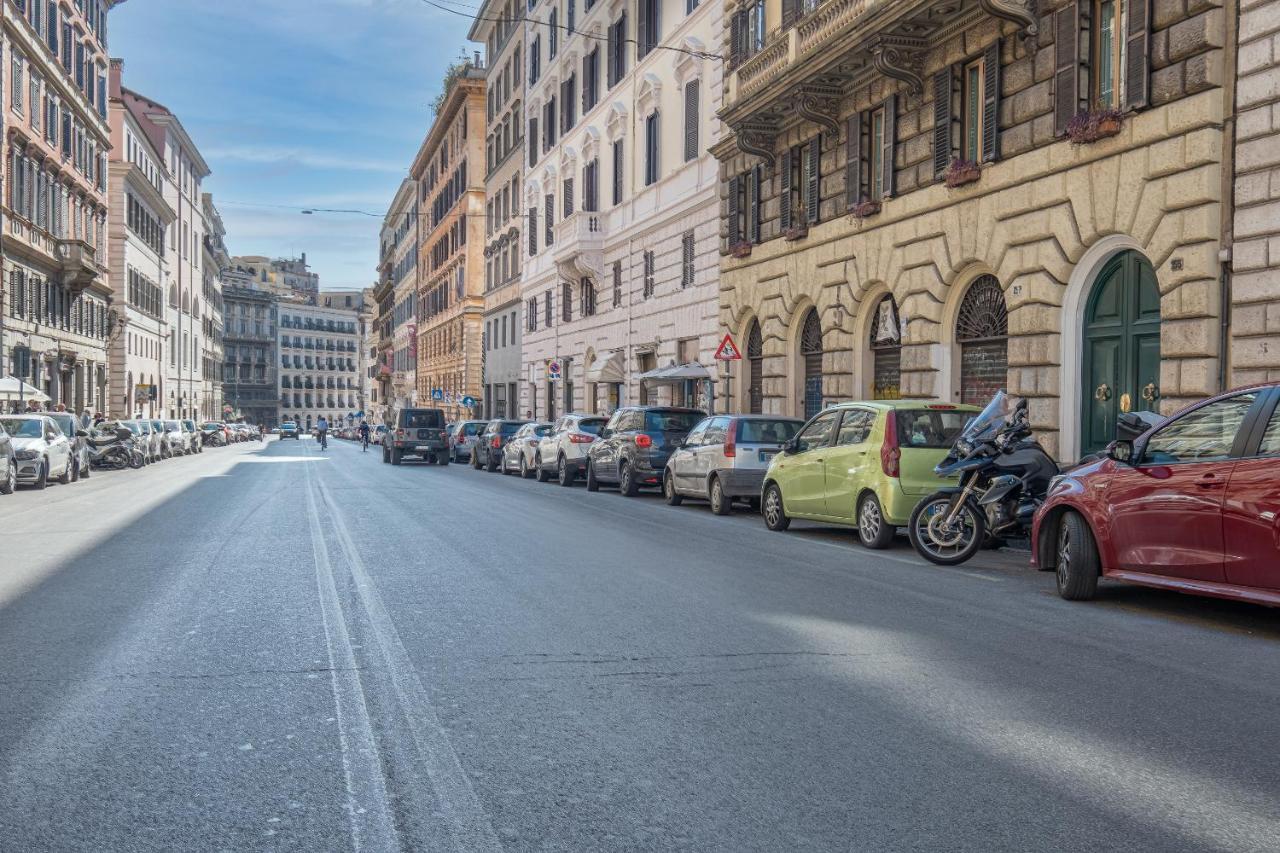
top-left (944, 159), bottom-right (982, 189)
top-left (783, 225), bottom-right (809, 242)
top-left (729, 241), bottom-right (753, 259)
top-left (1066, 109), bottom-right (1125, 145)
top-left (849, 200), bottom-right (882, 220)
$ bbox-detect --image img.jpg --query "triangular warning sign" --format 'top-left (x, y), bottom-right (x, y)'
top-left (714, 333), bottom-right (742, 361)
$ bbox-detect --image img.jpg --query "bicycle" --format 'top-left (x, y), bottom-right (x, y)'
top-left (318, 430), bottom-right (328, 451)
top-left (361, 434), bottom-right (369, 452)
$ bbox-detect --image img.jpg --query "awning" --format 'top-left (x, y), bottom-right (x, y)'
top-left (0, 377), bottom-right (50, 402)
top-left (585, 351), bottom-right (625, 384)
top-left (636, 362), bottom-right (715, 385)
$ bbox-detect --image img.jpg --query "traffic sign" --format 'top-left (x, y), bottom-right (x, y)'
top-left (431, 388), bottom-right (444, 400)
top-left (547, 359), bottom-right (562, 380)
top-left (461, 396), bottom-right (476, 408)
top-left (714, 333), bottom-right (742, 361)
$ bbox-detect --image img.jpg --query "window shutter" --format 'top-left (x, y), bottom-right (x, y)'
top-left (983, 40), bottom-right (1001, 163)
top-left (749, 166), bottom-right (762, 243)
top-left (880, 95), bottom-right (896, 199)
top-left (582, 55), bottom-right (590, 114)
top-left (933, 69), bottom-right (953, 179)
top-left (637, 0), bottom-right (648, 60)
top-left (728, 175), bottom-right (741, 245)
top-left (682, 232), bottom-right (694, 288)
top-left (729, 11), bottom-right (742, 70)
top-left (1054, 2), bottom-right (1081, 136)
top-left (846, 111), bottom-right (863, 207)
top-left (781, 0), bottom-right (799, 31)
top-left (779, 148), bottom-right (792, 230)
top-left (563, 178), bottom-right (574, 217)
top-left (544, 194), bottom-right (554, 245)
top-left (1125, 0), bottom-right (1150, 110)
top-left (684, 80), bottom-right (699, 161)
top-left (613, 140), bottom-right (623, 204)
top-left (805, 137), bottom-right (820, 225)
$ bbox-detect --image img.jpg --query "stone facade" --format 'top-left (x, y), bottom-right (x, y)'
top-left (277, 302), bottom-right (362, 430)
top-left (715, 0), bottom-right (1246, 461)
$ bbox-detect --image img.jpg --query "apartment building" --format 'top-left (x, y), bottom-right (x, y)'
top-left (473, 0), bottom-right (525, 418)
top-left (221, 281), bottom-right (277, 427)
top-left (378, 177), bottom-right (418, 412)
top-left (714, 0), bottom-right (1253, 461)
top-left (200, 193), bottom-right (227, 420)
top-left (2, 0), bottom-right (114, 413)
top-left (278, 301), bottom-right (362, 431)
top-left (410, 65), bottom-right (486, 420)
top-left (520, 0), bottom-right (725, 420)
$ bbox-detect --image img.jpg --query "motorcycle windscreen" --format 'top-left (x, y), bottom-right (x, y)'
top-left (959, 391), bottom-right (1014, 443)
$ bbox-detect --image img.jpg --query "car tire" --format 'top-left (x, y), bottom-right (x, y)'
top-left (762, 483), bottom-right (789, 531)
top-left (535, 454), bottom-right (552, 483)
top-left (58, 458), bottom-right (73, 485)
top-left (70, 458), bottom-right (80, 483)
top-left (1, 459), bottom-right (16, 495)
top-left (472, 451), bottom-right (481, 470)
top-left (709, 476), bottom-right (731, 515)
top-left (486, 455), bottom-right (498, 473)
top-left (663, 470), bottom-right (683, 506)
top-left (585, 459), bottom-right (600, 492)
top-left (438, 454), bottom-right (449, 466)
top-left (519, 455), bottom-right (531, 479)
top-left (382, 446), bottom-right (389, 464)
top-left (857, 493), bottom-right (896, 550)
top-left (1055, 511), bottom-right (1101, 601)
top-left (557, 455), bottom-right (574, 487)
top-left (618, 461), bottom-right (639, 497)
top-left (80, 458), bottom-right (90, 479)
top-left (391, 448), bottom-right (403, 466)
top-left (33, 459), bottom-right (48, 490)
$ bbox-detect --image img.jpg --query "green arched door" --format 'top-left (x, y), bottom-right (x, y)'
top-left (1081, 251), bottom-right (1161, 454)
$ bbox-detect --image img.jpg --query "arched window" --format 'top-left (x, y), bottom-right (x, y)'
top-left (800, 309), bottom-right (823, 418)
top-left (869, 294), bottom-right (901, 400)
top-left (747, 320), bottom-right (764, 414)
top-left (955, 275), bottom-right (1009, 406)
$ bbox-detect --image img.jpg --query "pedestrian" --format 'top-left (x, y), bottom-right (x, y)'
top-left (27, 399), bottom-right (41, 412)
top-left (55, 402), bottom-right (67, 412)
top-left (94, 412), bottom-right (105, 426)
top-left (80, 408), bottom-right (92, 430)
top-left (525, 410), bottom-right (532, 419)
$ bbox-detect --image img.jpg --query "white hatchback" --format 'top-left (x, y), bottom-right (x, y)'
top-left (534, 413), bottom-right (609, 486)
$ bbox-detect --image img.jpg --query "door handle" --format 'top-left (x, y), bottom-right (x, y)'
top-left (1195, 474), bottom-right (1224, 489)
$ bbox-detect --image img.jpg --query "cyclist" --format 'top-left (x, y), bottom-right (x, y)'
top-left (358, 420), bottom-right (370, 452)
top-left (316, 415), bottom-right (329, 450)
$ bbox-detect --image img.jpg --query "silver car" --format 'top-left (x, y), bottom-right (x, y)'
top-left (502, 422), bottom-right (553, 478)
top-left (534, 413), bottom-right (608, 486)
top-left (447, 420), bottom-right (488, 462)
top-left (0, 415), bottom-right (74, 489)
top-left (663, 415), bottom-right (805, 514)
top-left (48, 412), bottom-right (91, 480)
top-left (132, 420), bottom-right (163, 463)
top-left (163, 420), bottom-right (193, 455)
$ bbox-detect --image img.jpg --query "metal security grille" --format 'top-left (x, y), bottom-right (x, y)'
top-left (801, 310), bottom-right (823, 419)
top-left (870, 294), bottom-right (901, 400)
top-left (747, 320), bottom-right (763, 414)
top-left (956, 275), bottom-right (1008, 406)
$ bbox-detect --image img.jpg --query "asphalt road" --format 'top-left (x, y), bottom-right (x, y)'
top-left (1, 436), bottom-right (1279, 853)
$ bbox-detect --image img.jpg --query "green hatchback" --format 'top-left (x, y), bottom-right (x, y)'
top-left (760, 401), bottom-right (979, 548)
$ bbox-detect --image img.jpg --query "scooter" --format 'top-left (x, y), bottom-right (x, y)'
top-left (89, 427), bottom-right (141, 471)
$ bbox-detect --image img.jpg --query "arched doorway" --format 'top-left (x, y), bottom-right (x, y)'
top-left (869, 295), bottom-right (901, 399)
top-left (956, 275), bottom-right (1009, 406)
top-left (1081, 250), bottom-right (1161, 454)
top-left (746, 320), bottom-right (763, 414)
top-left (800, 310), bottom-right (823, 418)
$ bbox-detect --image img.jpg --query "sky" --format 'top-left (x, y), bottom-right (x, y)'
top-left (110, 0), bottom-right (476, 289)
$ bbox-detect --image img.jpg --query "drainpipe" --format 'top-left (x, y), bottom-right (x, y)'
top-left (1218, 0), bottom-right (1240, 392)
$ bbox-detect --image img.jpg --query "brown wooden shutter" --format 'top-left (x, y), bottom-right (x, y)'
top-left (529, 208), bottom-right (537, 255)
top-left (846, 111), bottom-right (863, 207)
top-left (582, 55), bottom-right (590, 114)
top-left (805, 137), bottom-right (820, 225)
top-left (729, 11), bottom-right (742, 71)
top-left (779, 148), bottom-right (793, 230)
top-left (933, 69), bottom-right (953, 179)
top-left (1054, 1), bottom-right (1081, 136)
top-left (637, 0), bottom-right (648, 60)
top-left (684, 80), bottom-right (700, 162)
top-left (781, 0), bottom-right (799, 31)
top-left (544, 194), bottom-right (554, 244)
top-left (881, 95), bottom-right (896, 199)
top-left (982, 39), bottom-right (1001, 163)
top-left (749, 166), bottom-right (762, 243)
top-left (728, 175), bottom-right (741, 245)
top-left (1125, 0), bottom-right (1150, 110)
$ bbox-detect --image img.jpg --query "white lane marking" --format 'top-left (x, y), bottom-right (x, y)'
top-left (305, 481), bottom-right (401, 853)
top-left (312, 457), bottom-right (503, 853)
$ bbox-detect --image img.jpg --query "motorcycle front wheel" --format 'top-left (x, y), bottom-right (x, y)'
top-left (908, 492), bottom-right (986, 566)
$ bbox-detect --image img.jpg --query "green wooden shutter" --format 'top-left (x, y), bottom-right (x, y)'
top-left (846, 111), bottom-right (863, 207)
top-left (779, 148), bottom-right (793, 230)
top-left (1125, 0), bottom-right (1150, 110)
top-left (880, 95), bottom-right (896, 199)
top-left (982, 39), bottom-right (1001, 163)
top-left (1054, 1), bottom-right (1081, 136)
top-left (933, 69), bottom-right (953, 179)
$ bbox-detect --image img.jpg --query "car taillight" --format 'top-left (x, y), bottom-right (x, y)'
top-left (492, 436), bottom-right (502, 448)
top-left (723, 419), bottom-right (737, 458)
top-left (881, 410), bottom-right (900, 478)
top-left (635, 434), bottom-right (652, 449)
top-left (568, 433), bottom-right (594, 443)
top-left (926, 404), bottom-right (957, 410)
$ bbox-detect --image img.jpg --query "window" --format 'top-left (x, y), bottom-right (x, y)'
top-left (780, 138), bottom-right (819, 229)
top-left (869, 107), bottom-right (886, 200)
top-left (836, 409), bottom-right (875, 445)
top-left (561, 74), bottom-right (577, 132)
top-left (544, 289), bottom-right (553, 327)
top-left (544, 194), bottom-right (554, 245)
top-left (549, 8), bottom-right (558, 58)
top-left (681, 231), bottom-right (695, 288)
top-left (563, 177), bottom-right (575, 217)
top-left (612, 261), bottom-right (622, 307)
top-left (12, 53), bottom-right (24, 114)
top-left (612, 139), bottom-right (624, 204)
top-left (562, 280), bottom-right (572, 322)
top-left (683, 80), bottom-right (699, 162)
top-left (529, 35), bottom-right (540, 83)
top-left (963, 57), bottom-right (985, 162)
top-left (1142, 394), bottom-right (1256, 464)
top-left (607, 13), bottom-right (627, 87)
top-left (527, 297), bottom-right (538, 332)
top-left (642, 251), bottom-right (655, 298)
top-left (583, 48), bottom-right (599, 112)
top-left (637, 0), bottom-right (659, 58)
top-left (794, 411), bottom-right (839, 453)
top-left (583, 158), bottom-right (599, 211)
top-left (1094, 0), bottom-right (1122, 108)
top-left (529, 117), bottom-right (538, 166)
top-left (644, 112), bottom-right (659, 185)
top-left (1258, 408), bottom-right (1280, 456)
top-left (580, 278), bottom-right (596, 316)
top-left (801, 310), bottom-right (824, 418)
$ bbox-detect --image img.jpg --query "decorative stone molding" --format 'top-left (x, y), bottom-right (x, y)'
top-left (977, 0), bottom-right (1038, 36)
top-left (579, 126), bottom-right (602, 161)
top-left (605, 102), bottom-right (629, 142)
top-left (870, 35), bottom-right (927, 94)
top-left (636, 72), bottom-right (663, 116)
top-left (733, 121), bottom-right (778, 169)
top-left (559, 146), bottom-right (579, 172)
top-left (795, 85), bottom-right (843, 139)
top-left (673, 37), bottom-right (706, 88)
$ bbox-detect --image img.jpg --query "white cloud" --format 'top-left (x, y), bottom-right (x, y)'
top-left (203, 145), bottom-right (406, 175)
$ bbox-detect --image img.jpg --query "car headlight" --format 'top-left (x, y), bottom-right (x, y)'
top-left (15, 449), bottom-right (39, 461)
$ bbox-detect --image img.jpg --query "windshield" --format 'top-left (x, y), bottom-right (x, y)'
top-left (959, 392), bottom-right (1013, 442)
top-left (0, 418), bottom-right (44, 438)
top-left (577, 419), bottom-right (606, 435)
top-left (737, 419), bottom-right (802, 444)
top-left (499, 421), bottom-right (526, 435)
top-left (401, 410), bottom-right (444, 428)
top-left (897, 409), bottom-right (972, 449)
top-left (49, 415), bottom-right (74, 434)
top-left (164, 421), bottom-right (180, 430)
top-left (462, 422), bottom-right (483, 436)
top-left (644, 410), bottom-right (705, 433)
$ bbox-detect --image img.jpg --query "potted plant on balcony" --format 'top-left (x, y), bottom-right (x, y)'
top-left (728, 240), bottom-right (754, 259)
top-left (783, 214), bottom-right (809, 242)
top-left (944, 158), bottom-right (983, 189)
top-left (848, 198), bottom-right (882, 222)
top-left (1066, 108), bottom-right (1125, 145)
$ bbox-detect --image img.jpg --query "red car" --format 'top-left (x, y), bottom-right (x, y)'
top-left (1033, 383), bottom-right (1280, 606)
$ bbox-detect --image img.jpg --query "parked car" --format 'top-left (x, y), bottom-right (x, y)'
top-left (382, 408), bottom-right (449, 465)
top-left (0, 420), bottom-right (16, 495)
top-left (134, 419), bottom-right (164, 462)
top-left (502, 422), bottom-right (553, 477)
top-left (148, 419), bottom-right (175, 457)
top-left (182, 420), bottom-right (203, 452)
top-left (48, 412), bottom-right (92, 481)
top-left (472, 419), bottom-right (530, 472)
top-left (585, 407), bottom-right (706, 496)
top-left (1034, 383), bottom-right (1280, 605)
top-left (0, 415), bottom-right (73, 489)
top-left (162, 420), bottom-right (193, 456)
top-left (447, 420), bottom-right (488, 463)
top-left (278, 421), bottom-right (300, 440)
top-left (664, 415), bottom-right (805, 514)
top-left (534, 413), bottom-right (608, 486)
top-left (760, 401), bottom-right (979, 548)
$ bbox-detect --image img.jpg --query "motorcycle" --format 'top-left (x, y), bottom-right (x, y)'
top-left (908, 392), bottom-right (1058, 566)
top-left (89, 427), bottom-right (143, 471)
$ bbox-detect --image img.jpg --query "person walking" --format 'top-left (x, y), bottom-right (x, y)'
top-left (79, 409), bottom-right (92, 430)
top-left (316, 415), bottom-right (329, 451)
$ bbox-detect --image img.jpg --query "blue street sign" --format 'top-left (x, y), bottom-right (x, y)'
top-left (431, 388), bottom-right (443, 400)
top-left (460, 396), bottom-right (476, 408)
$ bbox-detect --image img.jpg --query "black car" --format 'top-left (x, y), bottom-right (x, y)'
top-left (383, 408), bottom-right (449, 465)
top-left (471, 419), bottom-right (530, 472)
top-left (585, 406), bottom-right (706, 496)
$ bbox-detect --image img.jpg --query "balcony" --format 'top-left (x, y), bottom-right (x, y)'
top-left (553, 212), bottom-right (605, 283)
top-left (56, 239), bottom-right (100, 293)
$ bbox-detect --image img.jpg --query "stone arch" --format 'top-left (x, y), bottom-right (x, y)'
top-left (937, 265), bottom-right (1008, 405)
top-left (732, 310), bottom-right (763, 414)
top-left (851, 283), bottom-right (892, 400)
top-left (798, 307), bottom-right (825, 419)
top-left (782, 294), bottom-right (818, 417)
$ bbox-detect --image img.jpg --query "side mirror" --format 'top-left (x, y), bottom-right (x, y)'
top-left (75, 429), bottom-right (88, 438)
top-left (783, 438), bottom-right (800, 455)
top-left (1106, 439), bottom-right (1134, 464)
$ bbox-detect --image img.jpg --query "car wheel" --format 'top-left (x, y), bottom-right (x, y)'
top-left (619, 461), bottom-right (639, 497)
top-left (486, 454), bottom-right (498, 473)
top-left (70, 458), bottom-right (80, 482)
top-left (762, 483), bottom-right (789, 531)
top-left (438, 453), bottom-right (449, 466)
top-left (472, 451), bottom-right (481, 470)
top-left (81, 458), bottom-right (90, 478)
top-left (663, 470), bottom-right (683, 506)
top-left (382, 446), bottom-right (389, 464)
top-left (585, 459), bottom-right (600, 492)
top-left (32, 459), bottom-right (48, 490)
top-left (0, 459), bottom-right (15, 495)
top-left (1055, 511), bottom-right (1101, 601)
top-left (709, 476), bottom-right (731, 515)
top-left (857, 493), bottom-right (896, 549)
top-left (391, 448), bottom-right (403, 466)
top-left (535, 454), bottom-right (551, 483)
top-left (557, 455), bottom-right (574, 487)
top-left (58, 457), bottom-right (73, 485)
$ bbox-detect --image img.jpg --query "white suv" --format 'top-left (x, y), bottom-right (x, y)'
top-left (534, 413), bottom-right (608, 486)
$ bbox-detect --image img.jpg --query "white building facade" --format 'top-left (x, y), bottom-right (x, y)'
top-left (277, 301), bottom-right (362, 431)
top-left (519, 0), bottom-right (724, 420)
top-left (380, 178), bottom-right (418, 411)
top-left (200, 193), bottom-right (226, 421)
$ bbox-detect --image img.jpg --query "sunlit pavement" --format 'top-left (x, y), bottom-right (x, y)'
top-left (1, 436), bottom-right (1278, 852)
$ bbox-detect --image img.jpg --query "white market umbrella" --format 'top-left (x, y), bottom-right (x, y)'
top-left (0, 376), bottom-right (51, 402)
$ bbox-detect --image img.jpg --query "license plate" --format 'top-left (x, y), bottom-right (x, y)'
top-left (416, 446), bottom-right (431, 451)
top-left (759, 449), bottom-right (777, 461)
